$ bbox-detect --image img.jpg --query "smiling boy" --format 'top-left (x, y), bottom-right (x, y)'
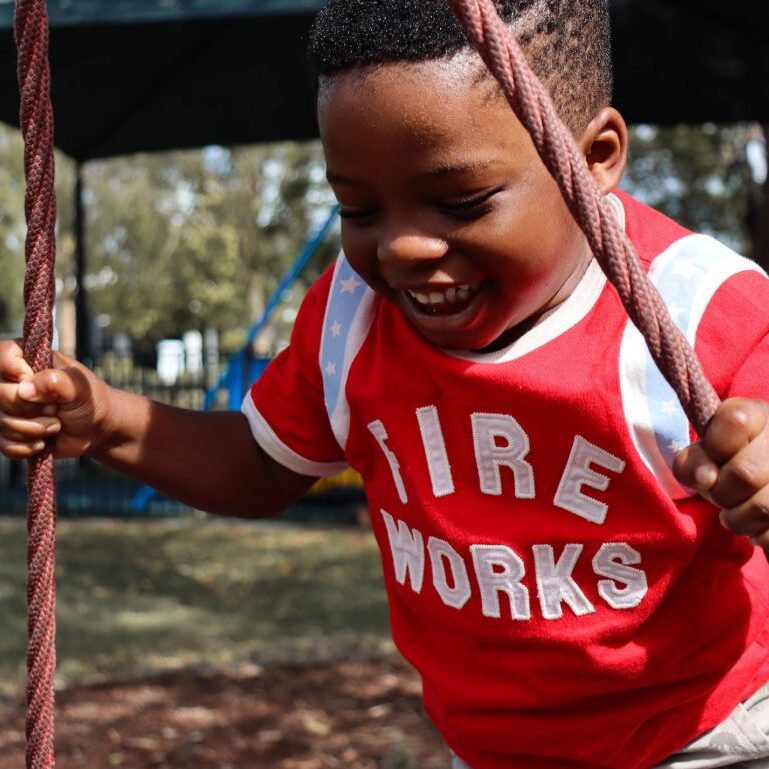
top-left (4, 1), bottom-right (769, 767)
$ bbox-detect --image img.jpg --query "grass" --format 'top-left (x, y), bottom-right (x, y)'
top-left (0, 516), bottom-right (393, 696)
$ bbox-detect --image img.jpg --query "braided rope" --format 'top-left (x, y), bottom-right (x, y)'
top-left (447, 0), bottom-right (720, 435)
top-left (15, 1), bottom-right (58, 767)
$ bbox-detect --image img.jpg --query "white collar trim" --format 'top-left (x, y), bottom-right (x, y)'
top-left (442, 193), bottom-right (624, 365)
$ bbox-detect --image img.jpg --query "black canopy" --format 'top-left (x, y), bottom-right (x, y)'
top-left (0, 0), bottom-right (766, 160)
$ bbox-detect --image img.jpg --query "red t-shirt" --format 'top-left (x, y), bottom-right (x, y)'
top-left (243, 192), bottom-right (769, 769)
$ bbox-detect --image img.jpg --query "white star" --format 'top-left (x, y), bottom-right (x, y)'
top-left (340, 275), bottom-right (361, 294)
top-left (667, 303), bottom-right (685, 322)
top-left (325, 362), bottom-right (337, 376)
top-left (673, 261), bottom-right (698, 279)
top-left (330, 321), bottom-right (342, 337)
top-left (660, 400), bottom-right (678, 416)
top-left (668, 439), bottom-right (688, 454)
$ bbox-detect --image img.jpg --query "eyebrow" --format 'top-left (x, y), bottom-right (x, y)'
top-left (326, 159), bottom-right (498, 187)
top-left (418, 159), bottom-right (498, 179)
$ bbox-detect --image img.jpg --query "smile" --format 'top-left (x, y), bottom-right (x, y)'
top-left (405, 282), bottom-right (482, 315)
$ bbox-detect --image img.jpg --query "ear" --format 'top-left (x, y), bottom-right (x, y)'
top-left (577, 107), bottom-right (628, 195)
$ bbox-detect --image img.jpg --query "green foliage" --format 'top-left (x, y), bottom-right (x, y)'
top-left (0, 127), bottom-right (28, 335)
top-left (82, 142), bottom-right (338, 349)
top-left (623, 124), bottom-right (766, 258)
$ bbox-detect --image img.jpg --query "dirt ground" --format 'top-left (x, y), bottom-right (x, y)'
top-left (0, 655), bottom-right (451, 768)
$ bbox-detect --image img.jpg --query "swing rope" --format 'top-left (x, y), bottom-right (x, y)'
top-left (15, 0), bottom-right (58, 767)
top-left (447, 0), bottom-right (721, 436)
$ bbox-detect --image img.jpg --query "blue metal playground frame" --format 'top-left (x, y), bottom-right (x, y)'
top-left (131, 205), bottom-right (340, 512)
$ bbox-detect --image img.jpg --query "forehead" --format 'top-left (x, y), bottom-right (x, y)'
top-left (317, 56), bottom-right (525, 166)
top-left (318, 57), bottom-right (530, 179)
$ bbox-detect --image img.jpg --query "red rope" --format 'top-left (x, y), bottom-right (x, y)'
top-left (14, 0), bottom-right (58, 767)
top-left (446, 0), bottom-right (720, 435)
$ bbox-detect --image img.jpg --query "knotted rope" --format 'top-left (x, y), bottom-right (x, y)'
top-left (15, 0), bottom-right (58, 767)
top-left (447, 0), bottom-right (720, 435)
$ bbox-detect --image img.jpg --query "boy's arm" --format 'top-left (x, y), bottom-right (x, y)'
top-left (90, 390), bottom-right (317, 516)
top-left (0, 340), bottom-right (317, 517)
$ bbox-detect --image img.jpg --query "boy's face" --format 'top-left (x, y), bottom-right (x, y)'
top-left (318, 56), bottom-right (592, 352)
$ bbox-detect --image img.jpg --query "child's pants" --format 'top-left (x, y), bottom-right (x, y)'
top-left (450, 681), bottom-right (769, 769)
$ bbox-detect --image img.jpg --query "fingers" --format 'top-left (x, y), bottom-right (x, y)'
top-left (0, 369), bottom-right (78, 416)
top-left (702, 398), bottom-right (767, 465)
top-left (17, 369), bottom-right (81, 405)
top-left (673, 398), bottom-right (769, 554)
top-left (673, 442), bottom-right (718, 499)
top-left (719, 487), bottom-right (769, 542)
top-left (0, 367), bottom-right (78, 459)
top-left (0, 338), bottom-right (33, 383)
top-left (0, 414), bottom-right (60, 439)
top-left (674, 399), bottom-right (769, 506)
top-left (0, 413), bottom-right (60, 458)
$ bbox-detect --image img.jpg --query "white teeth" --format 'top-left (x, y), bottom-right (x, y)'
top-left (407, 282), bottom-right (480, 307)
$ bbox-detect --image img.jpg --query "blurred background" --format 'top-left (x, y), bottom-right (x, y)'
top-left (0, 1), bottom-right (766, 767)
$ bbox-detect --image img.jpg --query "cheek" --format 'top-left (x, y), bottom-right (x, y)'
top-left (340, 227), bottom-right (381, 284)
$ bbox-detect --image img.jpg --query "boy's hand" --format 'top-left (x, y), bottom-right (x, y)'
top-left (0, 339), bottom-right (110, 459)
top-left (673, 397), bottom-right (769, 551)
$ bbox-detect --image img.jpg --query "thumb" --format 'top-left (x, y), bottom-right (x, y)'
top-left (17, 369), bottom-right (80, 405)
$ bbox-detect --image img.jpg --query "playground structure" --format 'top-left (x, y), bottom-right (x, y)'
top-left (131, 203), bottom-right (369, 515)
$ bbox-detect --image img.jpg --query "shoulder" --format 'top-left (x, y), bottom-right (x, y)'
top-left (615, 189), bottom-right (765, 300)
top-left (615, 191), bottom-right (769, 394)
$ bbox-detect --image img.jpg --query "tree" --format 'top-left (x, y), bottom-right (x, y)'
top-left (0, 126), bottom-right (28, 336)
top-left (0, 124), bottom-right (77, 347)
top-left (623, 123), bottom-right (768, 265)
top-left (80, 141), bottom-right (338, 354)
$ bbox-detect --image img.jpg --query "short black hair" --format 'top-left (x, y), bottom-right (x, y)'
top-left (308, 0), bottom-right (613, 133)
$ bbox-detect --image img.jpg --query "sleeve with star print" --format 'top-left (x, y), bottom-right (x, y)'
top-left (241, 266), bottom-right (349, 477)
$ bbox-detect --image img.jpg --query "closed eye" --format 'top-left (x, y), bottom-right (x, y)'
top-left (439, 188), bottom-right (501, 217)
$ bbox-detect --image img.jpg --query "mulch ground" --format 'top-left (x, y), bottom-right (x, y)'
top-left (0, 655), bottom-right (450, 768)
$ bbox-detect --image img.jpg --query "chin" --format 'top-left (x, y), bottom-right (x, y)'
top-left (424, 328), bottom-right (503, 353)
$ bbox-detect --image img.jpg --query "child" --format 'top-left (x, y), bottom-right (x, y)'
top-left (3, 1), bottom-right (769, 766)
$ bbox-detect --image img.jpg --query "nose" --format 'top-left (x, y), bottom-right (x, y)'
top-left (377, 226), bottom-right (448, 267)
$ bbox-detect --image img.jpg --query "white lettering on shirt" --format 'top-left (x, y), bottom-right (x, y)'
top-left (470, 544), bottom-right (531, 620)
top-left (592, 542), bottom-right (648, 609)
top-left (554, 436), bottom-right (626, 524)
top-left (471, 413), bottom-right (535, 498)
top-left (378, 514), bottom-right (649, 622)
top-left (381, 509), bottom-right (425, 592)
top-left (428, 536), bottom-right (471, 609)
top-left (416, 405), bottom-right (455, 498)
top-left (532, 544), bottom-right (595, 620)
top-left (368, 420), bottom-right (409, 504)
